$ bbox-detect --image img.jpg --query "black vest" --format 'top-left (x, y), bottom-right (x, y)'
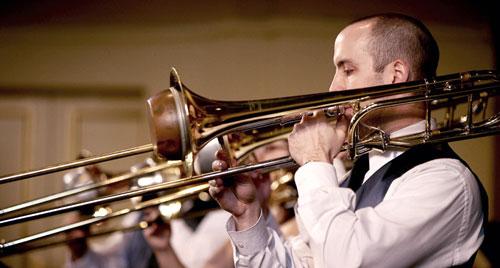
top-left (340, 143), bottom-right (488, 268)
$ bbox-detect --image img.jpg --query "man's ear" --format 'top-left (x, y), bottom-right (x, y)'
top-left (384, 59), bottom-right (410, 84)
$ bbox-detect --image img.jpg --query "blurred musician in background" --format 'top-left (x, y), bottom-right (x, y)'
top-left (60, 131), bottom-right (343, 268)
top-left (64, 205), bottom-right (185, 268)
top-left (63, 156), bottom-right (171, 268)
top-left (62, 150), bottom-right (111, 204)
top-left (63, 155), bottom-right (231, 268)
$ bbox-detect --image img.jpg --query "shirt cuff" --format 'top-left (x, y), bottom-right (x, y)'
top-left (295, 161), bottom-right (338, 194)
top-left (226, 211), bottom-right (270, 256)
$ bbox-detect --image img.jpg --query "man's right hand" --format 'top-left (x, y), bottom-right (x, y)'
top-left (208, 149), bottom-right (261, 231)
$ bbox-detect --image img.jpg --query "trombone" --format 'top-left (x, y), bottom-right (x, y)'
top-left (0, 68), bottom-right (499, 253)
top-left (0, 144), bottom-right (155, 184)
top-left (0, 183), bottom-right (211, 256)
top-left (2, 69), bottom-right (499, 184)
top-left (0, 155), bottom-right (295, 256)
top-left (0, 203), bottom-right (221, 257)
top-left (0, 160), bottom-right (183, 216)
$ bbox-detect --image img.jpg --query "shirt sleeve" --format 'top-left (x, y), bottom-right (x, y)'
top-left (295, 159), bottom-right (484, 267)
top-left (226, 210), bottom-right (314, 268)
top-left (224, 162), bottom-right (339, 268)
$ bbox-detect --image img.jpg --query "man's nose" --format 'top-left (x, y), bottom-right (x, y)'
top-left (329, 75), bottom-right (345, 92)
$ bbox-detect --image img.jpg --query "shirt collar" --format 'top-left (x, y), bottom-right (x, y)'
top-left (363, 120), bottom-right (434, 182)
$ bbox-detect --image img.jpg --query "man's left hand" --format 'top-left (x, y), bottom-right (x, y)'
top-left (288, 111), bottom-right (348, 165)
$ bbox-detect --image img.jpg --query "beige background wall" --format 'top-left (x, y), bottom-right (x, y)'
top-left (0, 1), bottom-right (496, 267)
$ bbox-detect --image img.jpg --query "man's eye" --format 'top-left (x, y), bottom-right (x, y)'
top-left (344, 69), bottom-right (354, 76)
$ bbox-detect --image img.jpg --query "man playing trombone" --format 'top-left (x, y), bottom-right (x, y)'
top-left (209, 13), bottom-right (487, 267)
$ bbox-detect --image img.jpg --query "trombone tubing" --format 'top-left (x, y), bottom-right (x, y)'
top-left (0, 144), bottom-right (154, 184)
top-left (0, 221), bottom-right (145, 256)
top-left (2, 198), bottom-right (222, 256)
top-left (0, 156), bottom-right (296, 227)
top-left (0, 183), bottom-right (210, 253)
top-left (345, 76), bottom-right (500, 157)
top-left (0, 160), bottom-right (182, 216)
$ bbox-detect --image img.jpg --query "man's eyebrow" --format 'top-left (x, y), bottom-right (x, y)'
top-left (335, 59), bottom-right (352, 68)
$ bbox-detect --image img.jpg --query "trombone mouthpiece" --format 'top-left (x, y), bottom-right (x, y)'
top-left (278, 106), bottom-right (346, 126)
top-left (325, 106), bottom-right (345, 118)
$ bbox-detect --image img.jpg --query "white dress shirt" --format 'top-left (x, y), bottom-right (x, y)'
top-left (170, 209), bottom-right (231, 268)
top-left (226, 121), bottom-right (485, 267)
top-left (66, 210), bottom-right (231, 268)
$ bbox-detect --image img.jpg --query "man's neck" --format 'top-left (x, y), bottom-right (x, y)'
top-left (376, 103), bottom-right (426, 135)
top-left (382, 116), bottom-right (425, 135)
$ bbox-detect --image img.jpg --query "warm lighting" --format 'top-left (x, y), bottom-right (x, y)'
top-left (93, 206), bottom-right (112, 217)
top-left (158, 201), bottom-right (182, 219)
top-left (198, 191), bottom-right (211, 202)
top-left (139, 221), bottom-right (149, 229)
top-left (137, 173), bottom-right (164, 187)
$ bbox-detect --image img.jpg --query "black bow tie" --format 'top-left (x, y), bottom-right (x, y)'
top-left (347, 154), bottom-right (369, 192)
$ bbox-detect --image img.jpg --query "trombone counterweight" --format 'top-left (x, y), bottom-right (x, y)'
top-left (0, 144), bottom-right (154, 184)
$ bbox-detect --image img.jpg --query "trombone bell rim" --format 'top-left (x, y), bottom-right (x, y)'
top-left (147, 68), bottom-right (192, 161)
